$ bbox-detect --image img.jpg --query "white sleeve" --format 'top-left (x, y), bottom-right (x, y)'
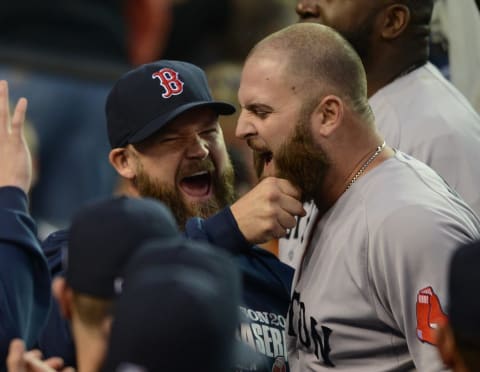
top-left (367, 204), bottom-right (472, 371)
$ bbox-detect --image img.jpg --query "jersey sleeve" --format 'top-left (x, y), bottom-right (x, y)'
top-left (0, 186), bottom-right (51, 366)
top-left (367, 204), bottom-right (473, 372)
top-left (185, 207), bottom-right (251, 255)
top-left (185, 208), bottom-right (294, 297)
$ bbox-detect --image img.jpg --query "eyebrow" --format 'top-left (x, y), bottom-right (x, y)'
top-left (244, 103), bottom-right (274, 112)
top-left (161, 116), bottom-right (219, 137)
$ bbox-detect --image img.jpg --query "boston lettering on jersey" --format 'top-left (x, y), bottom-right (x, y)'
top-left (288, 291), bottom-right (334, 367)
top-left (238, 306), bottom-right (288, 361)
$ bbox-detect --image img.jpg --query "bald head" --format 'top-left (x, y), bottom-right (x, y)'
top-left (248, 23), bottom-right (372, 121)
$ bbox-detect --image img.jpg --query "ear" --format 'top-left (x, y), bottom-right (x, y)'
top-left (379, 4), bottom-right (410, 40)
top-left (101, 316), bottom-right (114, 339)
top-left (311, 95), bottom-right (343, 138)
top-left (436, 323), bottom-right (456, 368)
top-left (109, 147), bottom-right (137, 180)
top-left (52, 277), bottom-right (73, 320)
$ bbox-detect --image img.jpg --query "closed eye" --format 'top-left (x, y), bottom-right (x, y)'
top-left (200, 128), bottom-right (219, 136)
top-left (198, 128), bottom-right (218, 142)
top-left (253, 110), bottom-right (270, 119)
top-left (245, 103), bottom-right (273, 119)
top-left (159, 137), bottom-right (180, 143)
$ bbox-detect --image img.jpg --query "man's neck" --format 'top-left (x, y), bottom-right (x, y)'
top-left (365, 54), bottom-right (427, 98)
top-left (73, 324), bottom-right (109, 372)
top-left (314, 143), bottom-right (395, 216)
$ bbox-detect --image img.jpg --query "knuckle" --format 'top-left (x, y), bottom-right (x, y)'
top-left (264, 205), bottom-right (278, 218)
top-left (265, 189), bottom-right (280, 202)
top-left (284, 217), bottom-right (297, 229)
top-left (263, 220), bottom-right (277, 233)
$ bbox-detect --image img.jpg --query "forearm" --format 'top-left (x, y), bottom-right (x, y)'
top-left (185, 207), bottom-right (251, 255)
top-left (0, 186), bottom-right (51, 364)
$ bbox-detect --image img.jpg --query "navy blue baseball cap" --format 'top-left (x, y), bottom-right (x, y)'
top-left (448, 239), bottom-right (480, 342)
top-left (106, 60), bottom-right (236, 148)
top-left (66, 196), bottom-right (180, 298)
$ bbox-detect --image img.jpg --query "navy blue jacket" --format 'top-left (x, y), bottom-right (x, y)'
top-left (39, 207), bottom-right (293, 371)
top-left (186, 210), bottom-right (293, 371)
top-left (0, 187), bottom-right (51, 370)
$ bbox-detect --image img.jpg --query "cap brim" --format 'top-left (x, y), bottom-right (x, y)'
top-left (129, 101), bottom-right (236, 144)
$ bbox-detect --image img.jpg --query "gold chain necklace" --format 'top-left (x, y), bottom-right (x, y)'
top-left (345, 141), bottom-right (386, 191)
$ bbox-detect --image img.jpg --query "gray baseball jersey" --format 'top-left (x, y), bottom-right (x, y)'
top-left (286, 151), bottom-right (480, 371)
top-left (280, 62), bottom-right (480, 268)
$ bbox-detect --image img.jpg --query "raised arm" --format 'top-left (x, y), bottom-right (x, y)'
top-left (0, 81), bottom-right (51, 366)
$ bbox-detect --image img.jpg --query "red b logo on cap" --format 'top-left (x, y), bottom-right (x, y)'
top-left (152, 68), bottom-right (184, 98)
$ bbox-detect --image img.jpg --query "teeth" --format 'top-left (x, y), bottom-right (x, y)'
top-left (186, 170), bottom-right (208, 177)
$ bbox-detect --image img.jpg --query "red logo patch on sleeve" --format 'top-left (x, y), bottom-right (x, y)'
top-left (416, 286), bottom-right (447, 345)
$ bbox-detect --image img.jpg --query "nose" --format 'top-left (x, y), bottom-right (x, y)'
top-left (235, 109), bottom-right (257, 140)
top-left (296, 0), bottom-right (320, 19)
top-left (186, 134), bottom-right (209, 159)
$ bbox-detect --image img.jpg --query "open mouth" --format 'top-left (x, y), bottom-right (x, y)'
top-left (253, 150), bottom-right (274, 178)
top-left (262, 151), bottom-right (273, 166)
top-left (179, 171), bottom-right (212, 198)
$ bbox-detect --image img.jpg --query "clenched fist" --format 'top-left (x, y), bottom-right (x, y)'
top-left (230, 177), bottom-right (306, 244)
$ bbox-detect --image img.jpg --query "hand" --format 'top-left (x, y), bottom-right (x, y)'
top-left (230, 177), bottom-right (306, 244)
top-left (0, 81), bottom-right (32, 193)
top-left (7, 339), bottom-right (74, 372)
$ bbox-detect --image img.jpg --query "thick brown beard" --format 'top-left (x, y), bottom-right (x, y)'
top-left (134, 162), bottom-right (236, 230)
top-left (274, 114), bottom-right (330, 207)
top-left (253, 151), bottom-right (266, 180)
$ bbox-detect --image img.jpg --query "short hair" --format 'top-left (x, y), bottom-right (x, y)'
top-left (395, 0), bottom-right (434, 40)
top-left (396, 0), bottom-right (434, 24)
top-left (248, 23), bottom-right (373, 121)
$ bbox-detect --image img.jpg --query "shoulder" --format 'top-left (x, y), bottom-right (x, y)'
top-left (371, 63), bottom-right (480, 132)
top-left (360, 154), bottom-right (480, 255)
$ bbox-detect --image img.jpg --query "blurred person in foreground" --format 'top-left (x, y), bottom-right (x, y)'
top-left (9, 195), bottom-right (183, 372)
top-left (102, 237), bottom-right (241, 372)
top-left (436, 240), bottom-right (480, 372)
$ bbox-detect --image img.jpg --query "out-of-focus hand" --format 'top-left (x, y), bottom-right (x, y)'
top-left (0, 81), bottom-right (31, 194)
top-left (230, 177), bottom-right (306, 244)
top-left (7, 339), bottom-right (75, 372)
